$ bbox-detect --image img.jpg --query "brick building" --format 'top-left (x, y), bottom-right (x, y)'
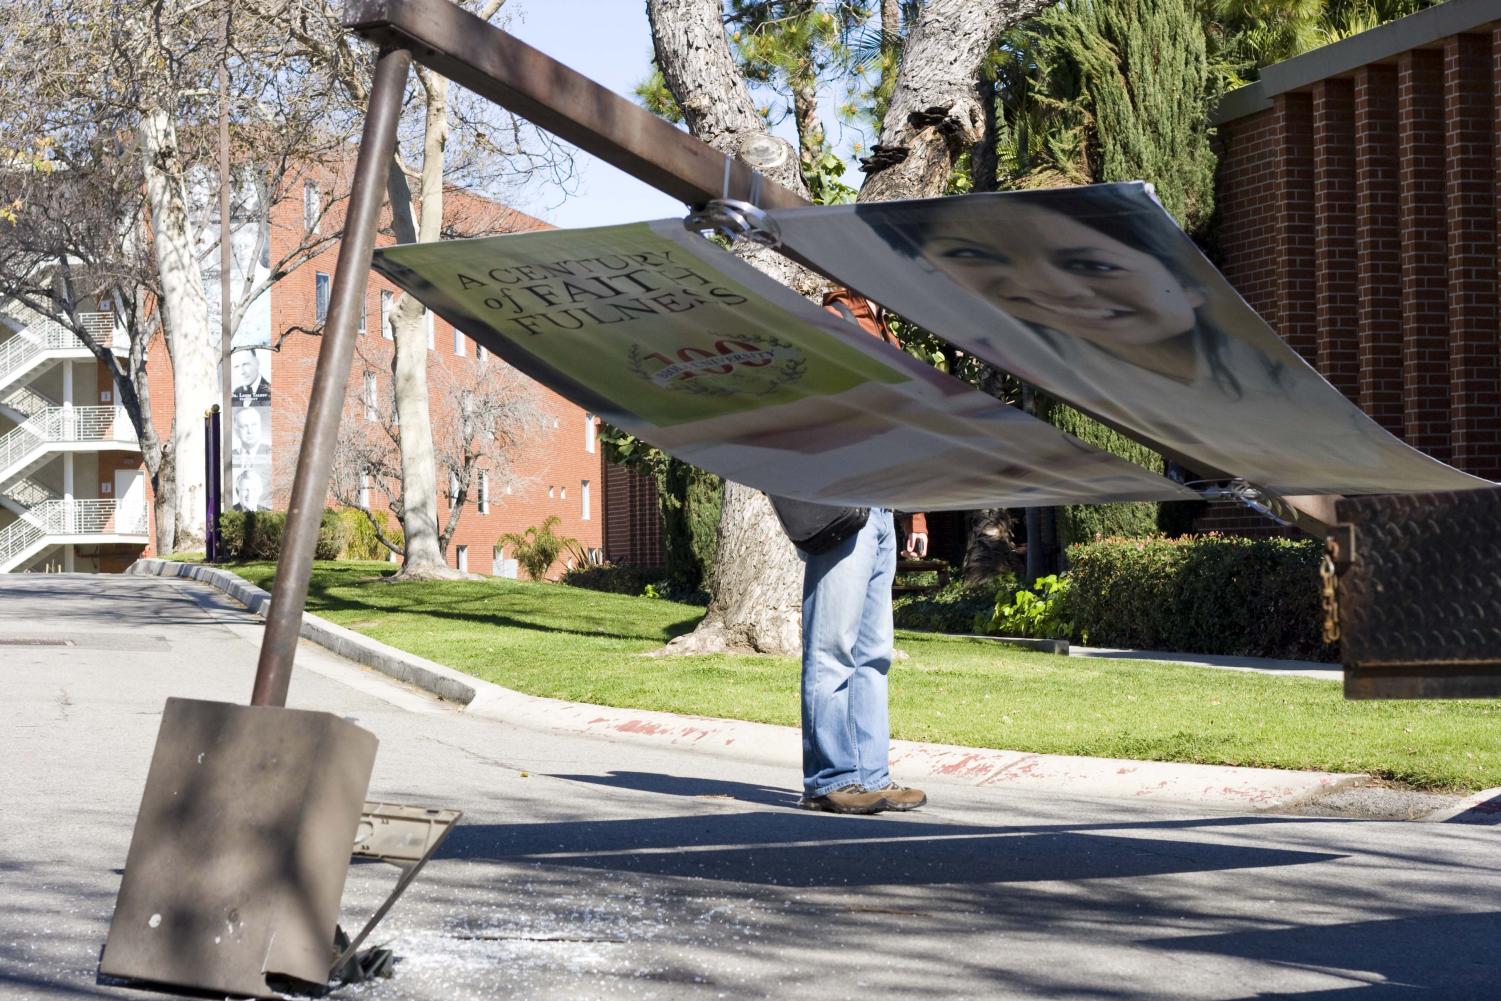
top-left (0, 161), bottom-right (653, 575)
top-left (1208, 0), bottom-right (1501, 531)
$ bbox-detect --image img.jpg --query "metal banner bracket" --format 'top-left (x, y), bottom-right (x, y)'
top-left (328, 802), bottom-right (463, 986)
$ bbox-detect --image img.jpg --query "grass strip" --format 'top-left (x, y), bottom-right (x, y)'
top-left (232, 560), bottom-right (1501, 792)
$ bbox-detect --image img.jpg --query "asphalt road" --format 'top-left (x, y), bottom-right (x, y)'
top-left (2, 574), bottom-right (1498, 1000)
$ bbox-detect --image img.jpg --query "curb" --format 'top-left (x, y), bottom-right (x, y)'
top-left (128, 559), bottom-right (1369, 811)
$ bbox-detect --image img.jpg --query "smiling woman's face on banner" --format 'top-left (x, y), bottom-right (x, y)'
top-left (917, 202), bottom-right (1207, 349)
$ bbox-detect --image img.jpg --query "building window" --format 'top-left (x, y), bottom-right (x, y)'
top-left (359, 473), bottom-right (371, 510)
top-left (364, 372), bottom-right (378, 422)
top-left (448, 471), bottom-right (459, 504)
top-left (477, 342), bottom-right (487, 362)
top-left (581, 479), bottom-right (591, 520)
top-left (303, 179), bottom-right (320, 232)
top-left (456, 545), bottom-right (468, 573)
top-left (453, 326), bottom-right (464, 356)
top-left (560, 485), bottom-right (567, 500)
top-left (357, 294), bottom-right (367, 335)
top-left (380, 290), bottom-right (393, 339)
top-left (584, 414), bottom-right (596, 453)
top-left (547, 485), bottom-right (554, 499)
top-left (478, 472), bottom-right (489, 514)
top-left (315, 272), bottom-right (331, 324)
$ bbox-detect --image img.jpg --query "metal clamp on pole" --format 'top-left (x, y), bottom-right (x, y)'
top-left (1187, 477), bottom-right (1295, 527)
top-left (683, 199), bottom-right (783, 247)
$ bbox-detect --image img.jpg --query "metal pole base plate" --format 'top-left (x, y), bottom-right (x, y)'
top-left (100, 698), bottom-right (378, 998)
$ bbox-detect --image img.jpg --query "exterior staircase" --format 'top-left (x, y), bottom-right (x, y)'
top-left (0, 498), bottom-right (148, 573)
top-left (0, 312), bottom-right (105, 400)
top-left (0, 406), bottom-right (139, 488)
top-left (0, 308), bottom-right (145, 572)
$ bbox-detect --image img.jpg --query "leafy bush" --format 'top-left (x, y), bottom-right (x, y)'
top-left (1043, 399), bottom-right (1163, 547)
top-left (894, 578), bottom-right (1013, 634)
top-left (217, 509), bottom-right (345, 562)
top-left (981, 574), bottom-right (1073, 640)
top-left (1066, 534), bottom-right (1331, 660)
top-left (561, 562), bottom-right (654, 595)
top-left (497, 515), bottom-right (576, 581)
top-left (334, 507), bottom-right (402, 561)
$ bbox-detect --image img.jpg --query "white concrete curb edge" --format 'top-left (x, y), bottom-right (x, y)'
top-left (128, 558), bottom-right (1369, 810)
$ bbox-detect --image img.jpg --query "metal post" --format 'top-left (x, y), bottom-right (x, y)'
top-left (250, 46), bottom-right (412, 707)
top-left (210, 406), bottom-right (223, 562)
top-left (219, 10), bottom-right (235, 507)
top-left (204, 407), bottom-right (218, 563)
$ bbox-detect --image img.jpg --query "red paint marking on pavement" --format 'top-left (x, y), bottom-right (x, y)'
top-left (615, 719), bottom-right (669, 735)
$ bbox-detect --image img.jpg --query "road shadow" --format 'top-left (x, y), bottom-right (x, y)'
top-left (437, 809), bottom-right (1341, 888)
top-left (1159, 910), bottom-right (1501, 999)
top-left (548, 770), bottom-right (800, 808)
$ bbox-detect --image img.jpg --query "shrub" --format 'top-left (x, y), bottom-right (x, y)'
top-left (980, 574), bottom-right (1073, 640)
top-left (561, 562), bottom-right (655, 595)
top-left (216, 509), bottom-right (346, 562)
top-left (1065, 534), bottom-right (1332, 661)
top-left (894, 578), bottom-right (1012, 634)
top-left (335, 507), bottom-right (402, 561)
top-left (497, 515), bottom-right (575, 581)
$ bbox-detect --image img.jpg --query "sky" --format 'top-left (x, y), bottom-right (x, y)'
top-left (501, 0), bottom-right (868, 230)
top-left (502, 1), bottom-right (695, 229)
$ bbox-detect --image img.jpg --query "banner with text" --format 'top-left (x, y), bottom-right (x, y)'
top-left (372, 222), bottom-right (1193, 510)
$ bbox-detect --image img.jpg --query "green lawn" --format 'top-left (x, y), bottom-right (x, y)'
top-left (233, 560), bottom-right (1501, 792)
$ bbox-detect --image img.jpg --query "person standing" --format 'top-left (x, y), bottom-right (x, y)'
top-left (797, 289), bottom-right (929, 815)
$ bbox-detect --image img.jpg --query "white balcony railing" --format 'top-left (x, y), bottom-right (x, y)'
top-left (4, 476), bottom-right (58, 509)
top-left (1, 384), bottom-right (58, 419)
top-left (0, 498), bottom-right (148, 570)
top-left (0, 311), bottom-right (118, 388)
top-left (0, 406), bottom-right (137, 478)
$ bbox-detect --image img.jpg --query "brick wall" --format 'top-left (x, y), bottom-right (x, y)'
top-left (133, 163), bottom-right (617, 575)
top-left (603, 461), bottom-right (664, 569)
top-left (1214, 25), bottom-right (1501, 523)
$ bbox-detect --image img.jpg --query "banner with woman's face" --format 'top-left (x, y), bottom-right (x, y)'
top-left (765, 183), bottom-right (1488, 496)
top-left (372, 222), bottom-right (1194, 511)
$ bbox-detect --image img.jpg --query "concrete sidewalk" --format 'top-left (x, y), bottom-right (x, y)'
top-left (127, 558), bottom-right (1366, 812)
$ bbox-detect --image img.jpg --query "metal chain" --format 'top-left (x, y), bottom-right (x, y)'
top-left (1319, 551), bottom-right (1341, 644)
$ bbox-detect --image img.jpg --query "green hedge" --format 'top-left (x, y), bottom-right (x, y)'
top-left (217, 510), bottom-right (381, 564)
top-left (1065, 535), bottom-right (1334, 661)
top-left (560, 563), bottom-right (655, 595)
top-left (1043, 399), bottom-right (1163, 547)
top-left (894, 578), bottom-right (1012, 634)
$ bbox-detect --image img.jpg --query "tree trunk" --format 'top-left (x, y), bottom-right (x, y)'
top-left (647, 0), bottom-right (1049, 654)
top-left (388, 68), bottom-right (465, 580)
top-left (139, 105), bottom-right (215, 551)
top-left (649, 0), bottom-right (815, 655)
top-left (791, 71), bottom-right (824, 173)
top-left (971, 74), bottom-right (1000, 193)
top-left (859, 0), bottom-right (1051, 204)
top-left (653, 482), bottom-right (803, 655)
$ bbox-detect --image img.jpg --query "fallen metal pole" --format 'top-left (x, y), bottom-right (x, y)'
top-left (250, 46), bottom-right (412, 707)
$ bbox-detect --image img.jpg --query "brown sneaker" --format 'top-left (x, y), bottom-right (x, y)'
top-left (873, 783), bottom-right (927, 812)
top-left (799, 784), bottom-right (890, 815)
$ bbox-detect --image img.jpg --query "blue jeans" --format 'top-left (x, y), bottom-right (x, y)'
top-left (800, 508), bottom-right (895, 797)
